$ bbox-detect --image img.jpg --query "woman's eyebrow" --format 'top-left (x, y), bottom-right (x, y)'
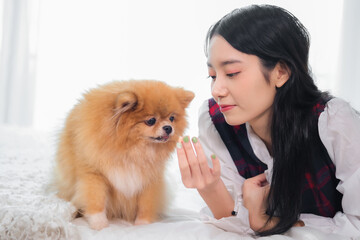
top-left (207, 60), bottom-right (242, 68)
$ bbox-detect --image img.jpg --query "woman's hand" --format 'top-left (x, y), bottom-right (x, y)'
top-left (242, 173), bottom-right (304, 231)
top-left (176, 136), bottom-right (221, 191)
top-left (242, 173), bottom-right (272, 231)
top-left (242, 173), bottom-right (269, 214)
top-left (176, 136), bottom-right (234, 219)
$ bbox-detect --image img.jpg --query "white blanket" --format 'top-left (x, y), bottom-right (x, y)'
top-left (0, 125), bottom-right (350, 240)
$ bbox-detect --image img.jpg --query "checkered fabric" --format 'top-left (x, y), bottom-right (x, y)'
top-left (208, 98), bottom-right (342, 217)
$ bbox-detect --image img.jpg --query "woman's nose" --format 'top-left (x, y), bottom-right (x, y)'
top-left (211, 76), bottom-right (228, 99)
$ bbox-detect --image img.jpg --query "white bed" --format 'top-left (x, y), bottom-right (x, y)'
top-left (0, 125), bottom-right (351, 240)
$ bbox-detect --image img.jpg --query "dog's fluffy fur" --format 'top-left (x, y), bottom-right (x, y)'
top-left (54, 80), bottom-right (194, 230)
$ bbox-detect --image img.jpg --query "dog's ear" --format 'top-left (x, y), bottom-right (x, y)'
top-left (114, 91), bottom-right (138, 116)
top-left (176, 88), bottom-right (195, 108)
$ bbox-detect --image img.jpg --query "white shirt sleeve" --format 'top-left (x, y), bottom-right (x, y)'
top-left (196, 98), bottom-right (360, 238)
top-left (300, 98), bottom-right (360, 238)
top-left (197, 100), bottom-right (254, 235)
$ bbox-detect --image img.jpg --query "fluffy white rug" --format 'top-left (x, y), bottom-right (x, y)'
top-left (1, 125), bottom-right (352, 240)
top-left (0, 126), bottom-right (78, 240)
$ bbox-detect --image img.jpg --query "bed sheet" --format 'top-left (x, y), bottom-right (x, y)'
top-left (0, 125), bottom-right (351, 240)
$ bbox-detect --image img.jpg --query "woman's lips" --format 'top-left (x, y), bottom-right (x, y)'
top-left (220, 105), bottom-right (235, 112)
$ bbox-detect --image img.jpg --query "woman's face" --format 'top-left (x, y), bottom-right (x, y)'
top-left (207, 35), bottom-right (278, 127)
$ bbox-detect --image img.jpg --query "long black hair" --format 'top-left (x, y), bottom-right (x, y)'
top-left (205, 5), bottom-right (330, 236)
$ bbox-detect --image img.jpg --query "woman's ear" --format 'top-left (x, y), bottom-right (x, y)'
top-left (273, 61), bottom-right (291, 88)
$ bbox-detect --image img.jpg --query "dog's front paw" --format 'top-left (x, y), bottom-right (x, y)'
top-left (87, 211), bottom-right (109, 230)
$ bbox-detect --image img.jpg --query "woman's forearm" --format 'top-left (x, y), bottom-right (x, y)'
top-left (248, 209), bottom-right (278, 231)
top-left (198, 179), bottom-right (234, 219)
top-left (247, 210), bottom-right (303, 232)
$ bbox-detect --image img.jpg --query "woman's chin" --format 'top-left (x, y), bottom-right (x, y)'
top-left (223, 115), bottom-right (246, 126)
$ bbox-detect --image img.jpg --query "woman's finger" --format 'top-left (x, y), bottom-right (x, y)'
top-left (210, 154), bottom-right (221, 177)
top-left (263, 183), bottom-right (270, 198)
top-left (251, 173), bottom-right (267, 186)
top-left (181, 136), bottom-right (203, 183)
top-left (176, 141), bottom-right (193, 188)
top-left (191, 137), bottom-right (212, 178)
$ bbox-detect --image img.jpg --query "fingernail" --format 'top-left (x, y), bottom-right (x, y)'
top-left (211, 154), bottom-right (216, 159)
top-left (191, 137), bottom-right (198, 143)
top-left (183, 136), bottom-right (189, 143)
top-left (176, 142), bottom-right (182, 149)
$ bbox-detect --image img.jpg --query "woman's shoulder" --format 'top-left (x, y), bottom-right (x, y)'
top-left (325, 97), bottom-right (357, 112)
top-left (321, 97), bottom-right (359, 121)
top-left (319, 97), bottom-right (360, 163)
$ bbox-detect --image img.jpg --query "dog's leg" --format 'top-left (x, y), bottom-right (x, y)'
top-left (75, 173), bottom-right (109, 230)
top-left (135, 177), bottom-right (165, 225)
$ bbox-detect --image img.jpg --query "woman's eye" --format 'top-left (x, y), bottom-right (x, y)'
top-left (145, 118), bottom-right (156, 126)
top-left (169, 116), bottom-right (175, 122)
top-left (208, 75), bottom-right (216, 80)
top-left (227, 72), bottom-right (240, 78)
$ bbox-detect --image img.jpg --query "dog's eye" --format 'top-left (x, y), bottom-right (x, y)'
top-left (169, 116), bottom-right (175, 122)
top-left (145, 118), bottom-right (156, 126)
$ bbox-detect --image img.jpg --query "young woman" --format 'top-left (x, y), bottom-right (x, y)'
top-left (176, 4), bottom-right (360, 237)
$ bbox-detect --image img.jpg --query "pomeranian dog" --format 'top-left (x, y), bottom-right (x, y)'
top-left (54, 80), bottom-right (194, 230)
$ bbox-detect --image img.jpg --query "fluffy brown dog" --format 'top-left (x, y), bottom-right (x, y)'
top-left (54, 80), bottom-right (194, 230)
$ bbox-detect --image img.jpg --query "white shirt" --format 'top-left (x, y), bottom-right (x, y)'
top-left (198, 98), bottom-right (360, 238)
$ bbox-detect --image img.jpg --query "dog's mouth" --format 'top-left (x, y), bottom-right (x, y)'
top-left (150, 135), bottom-right (170, 143)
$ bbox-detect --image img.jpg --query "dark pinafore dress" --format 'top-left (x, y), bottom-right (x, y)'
top-left (208, 98), bottom-right (343, 217)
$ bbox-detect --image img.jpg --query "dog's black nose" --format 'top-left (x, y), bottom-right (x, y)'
top-left (163, 125), bottom-right (172, 135)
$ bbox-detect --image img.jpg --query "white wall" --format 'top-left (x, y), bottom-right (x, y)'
top-left (33, 0), bottom-right (345, 136)
top-left (336, 0), bottom-right (360, 111)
